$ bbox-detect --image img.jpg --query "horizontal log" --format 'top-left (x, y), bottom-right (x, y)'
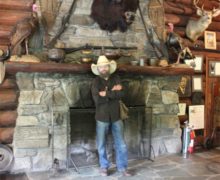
top-left (172, 27), bottom-right (220, 42)
top-left (0, 103), bottom-right (17, 111)
top-left (0, 45), bottom-right (10, 51)
top-left (165, 13), bottom-right (220, 32)
top-left (182, 37), bottom-right (220, 50)
top-left (0, 10), bottom-right (32, 26)
top-left (0, 128), bottom-right (14, 144)
top-left (164, 1), bottom-right (195, 15)
top-left (0, 0), bottom-right (34, 11)
top-left (0, 30), bottom-right (11, 38)
top-left (5, 62), bottom-right (194, 75)
top-left (118, 65), bottom-right (194, 75)
top-left (167, 0), bottom-right (219, 7)
top-left (164, 1), bottom-right (220, 22)
top-left (172, 27), bottom-right (186, 38)
top-left (0, 111), bottom-right (17, 127)
top-left (0, 89), bottom-right (18, 106)
top-left (0, 25), bottom-right (14, 32)
top-left (192, 49), bottom-right (220, 58)
top-left (0, 78), bottom-right (17, 89)
top-left (165, 13), bottom-right (190, 26)
top-left (182, 38), bottom-right (204, 49)
top-left (0, 37), bottom-right (10, 45)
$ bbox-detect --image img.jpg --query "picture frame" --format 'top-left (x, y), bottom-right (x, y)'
top-left (184, 55), bottom-right (204, 72)
top-left (192, 76), bottom-right (203, 92)
top-left (177, 75), bottom-right (191, 97)
top-left (178, 103), bottom-right (187, 116)
top-left (209, 61), bottom-right (220, 77)
top-left (204, 31), bottom-right (217, 50)
top-left (189, 105), bottom-right (205, 130)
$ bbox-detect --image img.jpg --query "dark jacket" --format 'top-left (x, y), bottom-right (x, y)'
top-left (91, 74), bottom-right (124, 122)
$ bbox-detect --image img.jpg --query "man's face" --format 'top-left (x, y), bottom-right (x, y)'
top-left (98, 65), bottom-right (110, 77)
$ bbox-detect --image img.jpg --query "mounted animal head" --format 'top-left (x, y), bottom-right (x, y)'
top-left (186, 0), bottom-right (220, 42)
top-left (91, 0), bottom-right (139, 32)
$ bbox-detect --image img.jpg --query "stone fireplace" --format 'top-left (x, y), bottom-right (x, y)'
top-left (11, 72), bottom-right (182, 172)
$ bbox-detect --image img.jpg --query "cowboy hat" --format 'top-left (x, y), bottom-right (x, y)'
top-left (91, 55), bottom-right (117, 75)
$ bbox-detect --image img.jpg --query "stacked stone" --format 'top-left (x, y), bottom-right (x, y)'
top-left (144, 76), bottom-right (182, 156)
top-left (13, 73), bottom-right (74, 172)
top-left (123, 76), bottom-right (182, 157)
top-left (12, 72), bottom-right (182, 172)
top-left (49, 0), bottom-right (161, 56)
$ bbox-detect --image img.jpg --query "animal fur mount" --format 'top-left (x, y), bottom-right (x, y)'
top-left (91, 0), bottom-right (139, 32)
top-left (186, 0), bottom-right (220, 42)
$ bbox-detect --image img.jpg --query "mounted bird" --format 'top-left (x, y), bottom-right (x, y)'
top-left (166, 23), bottom-right (195, 64)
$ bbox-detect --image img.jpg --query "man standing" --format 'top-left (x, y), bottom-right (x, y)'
top-left (91, 56), bottom-right (131, 177)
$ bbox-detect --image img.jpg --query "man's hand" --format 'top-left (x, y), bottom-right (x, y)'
top-left (112, 84), bottom-right (122, 91)
top-left (99, 91), bottom-right (106, 97)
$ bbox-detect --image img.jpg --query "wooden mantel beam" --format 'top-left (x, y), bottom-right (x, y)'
top-left (5, 62), bottom-right (194, 76)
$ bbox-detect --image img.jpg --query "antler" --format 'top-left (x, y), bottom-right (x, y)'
top-left (193, 0), bottom-right (200, 9)
top-left (212, 0), bottom-right (220, 17)
top-left (193, 0), bottom-right (205, 11)
top-left (193, 0), bottom-right (207, 16)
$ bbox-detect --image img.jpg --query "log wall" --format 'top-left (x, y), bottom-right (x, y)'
top-left (164, 0), bottom-right (220, 50)
top-left (0, 0), bottom-right (34, 144)
top-left (0, 76), bottom-right (18, 144)
top-left (164, 1), bottom-right (220, 144)
top-left (0, 0), bottom-right (35, 53)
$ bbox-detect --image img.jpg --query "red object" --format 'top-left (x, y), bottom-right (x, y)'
top-left (188, 130), bottom-right (196, 154)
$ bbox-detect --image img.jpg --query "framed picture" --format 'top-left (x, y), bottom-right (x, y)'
top-left (192, 76), bottom-right (203, 92)
top-left (204, 31), bottom-right (217, 50)
top-left (178, 103), bottom-right (187, 116)
top-left (177, 75), bottom-right (191, 97)
top-left (189, 105), bottom-right (205, 130)
top-left (184, 55), bottom-right (204, 72)
top-left (209, 61), bottom-right (220, 77)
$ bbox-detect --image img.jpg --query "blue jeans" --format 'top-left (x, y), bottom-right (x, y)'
top-left (96, 120), bottom-right (128, 171)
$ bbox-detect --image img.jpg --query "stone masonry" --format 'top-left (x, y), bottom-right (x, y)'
top-left (12, 72), bottom-right (181, 172)
top-left (47, 0), bottom-right (164, 58)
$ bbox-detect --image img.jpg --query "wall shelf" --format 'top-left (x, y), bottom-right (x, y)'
top-left (5, 62), bottom-right (194, 76)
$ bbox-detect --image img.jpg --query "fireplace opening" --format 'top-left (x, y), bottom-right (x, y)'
top-left (68, 106), bottom-right (151, 168)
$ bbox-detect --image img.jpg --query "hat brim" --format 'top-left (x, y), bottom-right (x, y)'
top-left (91, 61), bottom-right (117, 75)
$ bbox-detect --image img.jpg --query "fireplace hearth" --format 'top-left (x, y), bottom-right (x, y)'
top-left (69, 108), bottom-right (97, 168)
top-left (12, 72), bottom-right (182, 172)
top-left (68, 106), bottom-right (148, 169)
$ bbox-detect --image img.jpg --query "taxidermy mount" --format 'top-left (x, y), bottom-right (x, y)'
top-left (91, 0), bottom-right (139, 32)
